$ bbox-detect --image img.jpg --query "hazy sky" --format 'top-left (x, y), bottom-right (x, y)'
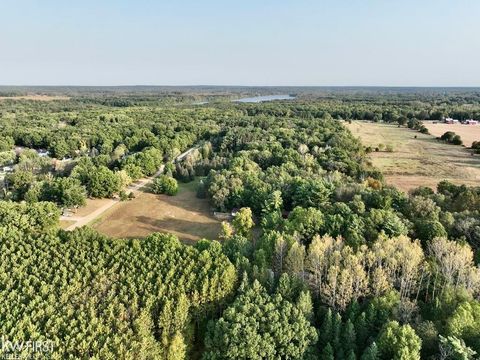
top-left (1, 0), bottom-right (479, 86)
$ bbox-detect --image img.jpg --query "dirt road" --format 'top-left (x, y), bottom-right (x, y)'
top-left (60, 146), bottom-right (196, 230)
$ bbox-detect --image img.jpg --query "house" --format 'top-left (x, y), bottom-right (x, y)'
top-left (14, 146), bottom-right (51, 157)
top-left (37, 149), bottom-right (50, 157)
top-left (445, 117), bottom-right (459, 124)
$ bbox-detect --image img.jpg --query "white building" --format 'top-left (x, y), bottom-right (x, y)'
top-left (445, 117), bottom-right (459, 124)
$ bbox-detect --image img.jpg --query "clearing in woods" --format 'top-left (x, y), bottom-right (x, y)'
top-left (346, 121), bottom-right (480, 192)
top-left (92, 178), bottom-right (221, 243)
top-left (423, 121), bottom-right (480, 147)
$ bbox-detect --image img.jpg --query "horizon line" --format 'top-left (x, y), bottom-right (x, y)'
top-left (1, 84), bottom-right (480, 89)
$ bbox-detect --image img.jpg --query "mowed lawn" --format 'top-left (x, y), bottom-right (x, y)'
top-left (346, 121), bottom-right (480, 191)
top-left (423, 121), bottom-right (480, 147)
top-left (93, 178), bottom-right (222, 243)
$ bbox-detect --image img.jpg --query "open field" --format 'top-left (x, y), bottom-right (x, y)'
top-left (423, 121), bottom-right (480, 147)
top-left (93, 178), bottom-right (221, 243)
top-left (0, 95), bottom-right (70, 101)
top-left (346, 121), bottom-right (480, 191)
top-left (60, 169), bottom-right (164, 230)
top-left (60, 147), bottom-right (196, 231)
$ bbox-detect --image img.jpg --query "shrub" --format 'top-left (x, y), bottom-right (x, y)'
top-left (441, 131), bottom-right (456, 142)
top-left (119, 190), bottom-right (129, 201)
top-left (472, 141), bottom-right (480, 154)
top-left (152, 175), bottom-right (179, 196)
top-left (441, 132), bottom-right (463, 146)
top-left (452, 135), bottom-right (463, 145)
top-left (419, 126), bottom-right (429, 134)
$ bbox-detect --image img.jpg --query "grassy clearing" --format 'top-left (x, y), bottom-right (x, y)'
top-left (59, 220), bottom-right (76, 229)
top-left (93, 177), bottom-right (221, 243)
top-left (75, 198), bottom-right (113, 217)
top-left (423, 121), bottom-right (480, 147)
top-left (346, 121), bottom-right (480, 192)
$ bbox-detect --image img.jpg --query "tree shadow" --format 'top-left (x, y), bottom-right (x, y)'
top-left (135, 215), bottom-right (221, 243)
top-left (148, 191), bottom-right (215, 215)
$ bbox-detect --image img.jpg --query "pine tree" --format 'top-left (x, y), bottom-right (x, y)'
top-left (360, 342), bottom-right (379, 360)
top-left (342, 319), bottom-right (357, 356)
top-left (273, 235), bottom-right (288, 276)
top-left (346, 301), bottom-right (360, 322)
top-left (285, 241), bottom-right (306, 279)
top-left (346, 349), bottom-right (357, 360)
top-left (165, 332), bottom-right (186, 360)
top-left (377, 321), bottom-right (421, 360)
top-left (355, 312), bottom-right (369, 352)
top-left (276, 273), bottom-right (294, 301)
top-left (320, 343), bottom-right (335, 360)
top-left (296, 291), bottom-right (314, 321)
top-left (332, 312), bottom-right (343, 355)
top-left (319, 308), bottom-right (333, 347)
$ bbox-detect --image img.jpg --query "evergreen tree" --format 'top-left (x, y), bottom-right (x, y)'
top-left (165, 332), bottom-right (186, 360)
top-left (320, 343), bottom-right (335, 360)
top-left (296, 291), bottom-right (314, 321)
top-left (332, 312), bottom-right (343, 355)
top-left (342, 319), bottom-right (357, 356)
top-left (377, 321), bottom-right (422, 360)
top-left (361, 342), bottom-right (379, 360)
top-left (203, 280), bottom-right (317, 359)
top-left (355, 312), bottom-right (369, 352)
top-left (319, 308), bottom-right (333, 348)
top-left (346, 349), bottom-right (357, 360)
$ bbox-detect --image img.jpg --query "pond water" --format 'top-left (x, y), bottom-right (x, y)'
top-left (233, 94), bottom-right (296, 103)
top-left (193, 94), bottom-right (295, 105)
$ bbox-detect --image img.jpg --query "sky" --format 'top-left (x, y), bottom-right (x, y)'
top-left (0, 0), bottom-right (479, 86)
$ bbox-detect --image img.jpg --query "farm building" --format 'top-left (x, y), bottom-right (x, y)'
top-left (444, 117), bottom-right (459, 124)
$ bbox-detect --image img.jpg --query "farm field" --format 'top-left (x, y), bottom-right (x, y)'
top-left (423, 121), bottom-right (480, 147)
top-left (346, 121), bottom-right (480, 191)
top-left (0, 94), bottom-right (70, 101)
top-left (93, 178), bottom-right (221, 243)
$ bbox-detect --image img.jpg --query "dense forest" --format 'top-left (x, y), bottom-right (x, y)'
top-left (0, 88), bottom-right (480, 359)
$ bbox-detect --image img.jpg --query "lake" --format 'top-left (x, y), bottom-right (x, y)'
top-left (193, 94), bottom-right (295, 105)
top-left (233, 94), bottom-right (295, 103)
